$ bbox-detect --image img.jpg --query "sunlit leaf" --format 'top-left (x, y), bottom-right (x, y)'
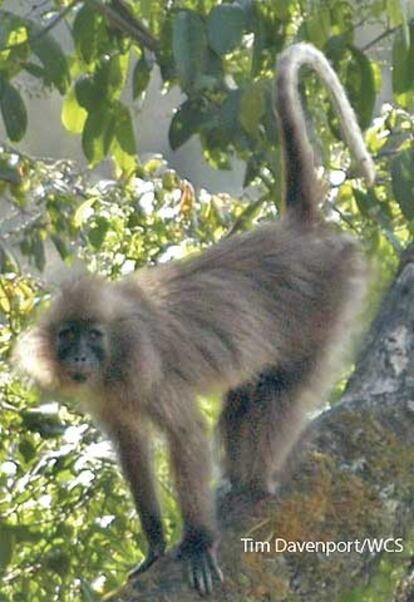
top-left (82, 106), bottom-right (116, 164)
top-left (240, 82), bottom-right (266, 136)
top-left (345, 46), bottom-right (376, 129)
top-left (94, 54), bottom-right (129, 102)
top-left (305, 8), bottom-right (331, 47)
top-left (114, 102), bottom-right (136, 156)
top-left (0, 10), bottom-right (26, 48)
top-left (207, 4), bottom-right (245, 55)
top-left (74, 198), bottom-right (97, 228)
top-left (132, 54), bottom-right (151, 100)
top-left (392, 25), bottom-right (414, 96)
top-left (73, 4), bottom-right (104, 64)
top-left (62, 85), bottom-right (87, 134)
top-left (391, 148), bottom-right (414, 220)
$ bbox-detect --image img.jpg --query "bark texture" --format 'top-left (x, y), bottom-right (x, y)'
top-left (107, 256), bottom-right (414, 602)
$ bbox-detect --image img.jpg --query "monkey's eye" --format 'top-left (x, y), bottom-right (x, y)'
top-left (89, 328), bottom-right (103, 340)
top-left (58, 327), bottom-right (75, 340)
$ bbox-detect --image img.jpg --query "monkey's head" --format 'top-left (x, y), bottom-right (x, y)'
top-left (16, 274), bottom-right (161, 394)
top-left (15, 276), bottom-right (115, 391)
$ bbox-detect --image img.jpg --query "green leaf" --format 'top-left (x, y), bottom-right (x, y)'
top-left (62, 85), bottom-right (87, 134)
top-left (112, 138), bottom-right (136, 175)
top-left (107, 54), bottom-right (130, 99)
top-left (0, 10), bottom-right (27, 48)
top-left (0, 527), bottom-right (14, 571)
top-left (89, 216), bottom-right (110, 249)
top-left (21, 410), bottom-right (66, 438)
top-left (32, 233), bottom-right (45, 271)
top-left (18, 437), bottom-right (37, 463)
top-left (391, 148), bottom-right (414, 220)
top-left (74, 198), bottom-right (97, 228)
top-left (158, 15), bottom-right (175, 82)
top-left (0, 158), bottom-right (22, 184)
top-left (28, 24), bottom-right (70, 93)
top-left (173, 10), bottom-right (208, 91)
top-left (229, 198), bottom-right (265, 233)
top-left (392, 26), bottom-right (414, 95)
top-left (352, 189), bottom-right (400, 253)
top-left (82, 106), bottom-right (115, 164)
top-left (75, 75), bottom-right (101, 111)
top-left (240, 81), bottom-right (266, 136)
top-left (168, 101), bottom-right (200, 150)
top-left (305, 8), bottom-right (331, 47)
top-left (345, 46), bottom-right (375, 129)
top-left (73, 4), bottom-right (103, 64)
top-left (45, 548), bottom-right (71, 577)
top-left (23, 61), bottom-right (45, 79)
top-left (353, 188), bottom-right (374, 218)
top-left (132, 54), bottom-right (151, 99)
top-left (94, 54), bottom-right (129, 101)
top-left (217, 89), bottom-right (241, 140)
top-left (0, 77), bottom-right (27, 141)
top-left (207, 4), bottom-right (245, 55)
top-left (114, 102), bottom-right (136, 156)
top-left (50, 234), bottom-right (69, 260)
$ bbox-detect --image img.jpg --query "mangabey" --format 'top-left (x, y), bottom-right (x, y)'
top-left (16, 43), bottom-right (375, 596)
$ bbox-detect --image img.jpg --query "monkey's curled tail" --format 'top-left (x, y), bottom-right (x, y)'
top-left (275, 43), bottom-right (375, 223)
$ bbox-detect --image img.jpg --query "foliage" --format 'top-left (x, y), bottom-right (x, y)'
top-left (0, 0), bottom-right (414, 600)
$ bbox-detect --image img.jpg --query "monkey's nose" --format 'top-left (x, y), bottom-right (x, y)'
top-left (74, 355), bottom-right (87, 363)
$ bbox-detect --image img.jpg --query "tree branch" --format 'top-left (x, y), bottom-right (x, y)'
top-left (361, 24), bottom-right (399, 52)
top-left (86, 0), bottom-right (158, 52)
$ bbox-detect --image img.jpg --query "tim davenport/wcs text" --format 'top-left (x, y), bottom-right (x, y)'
top-left (240, 537), bottom-right (404, 556)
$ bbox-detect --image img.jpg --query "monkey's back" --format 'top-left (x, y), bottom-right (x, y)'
top-left (134, 221), bottom-right (366, 393)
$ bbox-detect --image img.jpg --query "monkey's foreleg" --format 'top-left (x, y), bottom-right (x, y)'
top-left (166, 412), bottom-right (224, 596)
top-left (109, 420), bottom-right (166, 577)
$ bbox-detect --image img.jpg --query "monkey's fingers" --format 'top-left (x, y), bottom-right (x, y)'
top-left (128, 545), bottom-right (165, 579)
top-left (187, 548), bottom-right (224, 596)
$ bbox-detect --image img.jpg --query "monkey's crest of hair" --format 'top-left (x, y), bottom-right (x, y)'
top-left (15, 276), bottom-right (122, 389)
top-left (15, 274), bottom-right (162, 392)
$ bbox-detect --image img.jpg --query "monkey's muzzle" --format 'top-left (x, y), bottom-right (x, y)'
top-left (71, 372), bottom-right (88, 383)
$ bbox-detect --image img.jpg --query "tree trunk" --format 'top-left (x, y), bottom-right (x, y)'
top-left (108, 255), bottom-right (414, 602)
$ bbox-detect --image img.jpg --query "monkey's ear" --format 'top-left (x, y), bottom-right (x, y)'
top-left (14, 327), bottom-right (57, 388)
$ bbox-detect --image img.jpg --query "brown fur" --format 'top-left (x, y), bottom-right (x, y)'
top-left (15, 43), bottom-right (374, 595)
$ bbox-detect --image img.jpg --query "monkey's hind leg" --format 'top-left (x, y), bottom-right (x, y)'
top-left (220, 362), bottom-right (315, 496)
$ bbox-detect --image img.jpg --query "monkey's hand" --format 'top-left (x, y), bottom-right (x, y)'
top-left (128, 541), bottom-right (166, 579)
top-left (177, 537), bottom-right (223, 596)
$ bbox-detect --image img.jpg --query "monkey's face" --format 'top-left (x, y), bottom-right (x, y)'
top-left (55, 320), bottom-right (107, 386)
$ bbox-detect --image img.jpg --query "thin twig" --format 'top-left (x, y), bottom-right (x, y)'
top-left (361, 25), bottom-right (399, 52)
top-left (86, 0), bottom-right (158, 51)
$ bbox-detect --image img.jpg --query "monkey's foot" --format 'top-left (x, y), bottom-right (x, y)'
top-left (177, 538), bottom-right (223, 596)
top-left (128, 542), bottom-right (166, 579)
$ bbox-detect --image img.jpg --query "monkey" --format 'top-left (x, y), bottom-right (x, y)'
top-left (15, 43), bottom-right (375, 596)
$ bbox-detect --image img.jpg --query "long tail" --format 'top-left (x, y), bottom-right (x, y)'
top-left (275, 43), bottom-right (375, 223)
